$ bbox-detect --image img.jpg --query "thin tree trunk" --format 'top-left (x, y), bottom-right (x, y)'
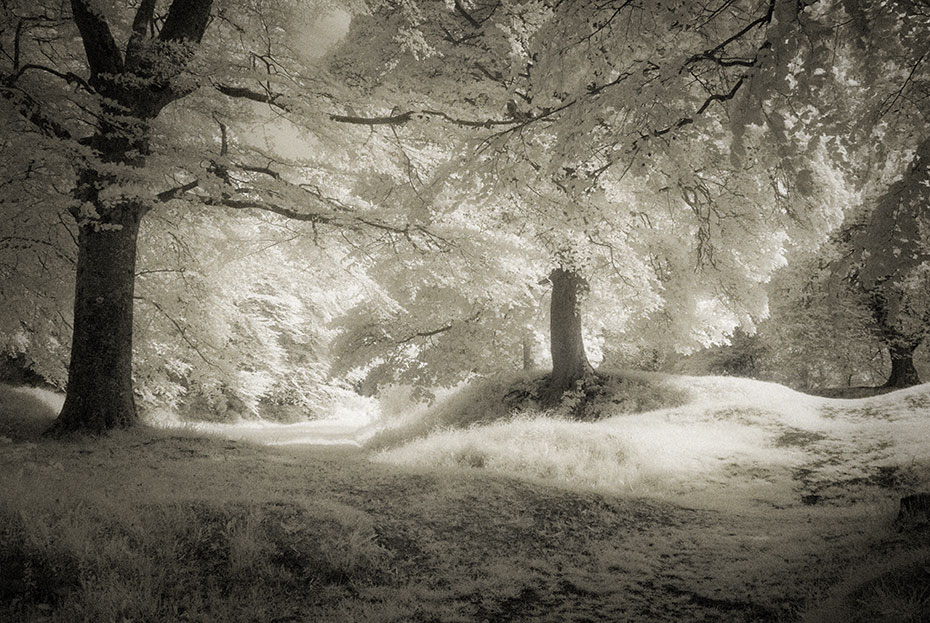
top-left (48, 205), bottom-right (143, 434)
top-left (522, 333), bottom-right (535, 370)
top-left (545, 267), bottom-right (592, 401)
top-left (884, 341), bottom-right (921, 388)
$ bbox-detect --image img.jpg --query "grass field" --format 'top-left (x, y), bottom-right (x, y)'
top-left (1, 374), bottom-right (929, 622)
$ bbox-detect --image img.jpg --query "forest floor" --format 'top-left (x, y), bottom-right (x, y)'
top-left (1, 375), bottom-right (929, 622)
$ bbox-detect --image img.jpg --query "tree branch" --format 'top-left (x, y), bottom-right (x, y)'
top-left (127, 0), bottom-right (157, 63)
top-left (684, 0), bottom-right (776, 69)
top-left (9, 63), bottom-right (93, 92)
top-left (214, 83), bottom-right (290, 111)
top-left (69, 0), bottom-right (124, 83)
top-left (214, 83), bottom-right (518, 128)
top-left (329, 111), bottom-right (415, 125)
top-left (0, 85), bottom-right (74, 140)
top-left (141, 297), bottom-right (220, 368)
top-left (878, 52), bottom-right (927, 118)
top-left (396, 311), bottom-right (481, 344)
top-left (155, 179), bottom-right (199, 202)
top-left (454, 0), bottom-right (481, 28)
top-left (131, 0), bottom-right (157, 40)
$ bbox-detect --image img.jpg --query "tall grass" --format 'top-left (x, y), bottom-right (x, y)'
top-left (0, 489), bottom-right (391, 622)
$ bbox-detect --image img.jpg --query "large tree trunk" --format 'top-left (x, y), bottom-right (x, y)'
top-left (884, 340), bottom-right (921, 388)
top-left (47, 121), bottom-right (150, 435)
top-left (48, 205), bottom-right (143, 434)
top-left (544, 267), bottom-right (593, 401)
top-left (44, 0), bottom-right (214, 434)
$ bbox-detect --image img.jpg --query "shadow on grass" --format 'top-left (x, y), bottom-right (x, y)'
top-left (0, 385), bottom-right (61, 442)
top-left (802, 386), bottom-right (898, 399)
top-left (802, 548), bottom-right (930, 623)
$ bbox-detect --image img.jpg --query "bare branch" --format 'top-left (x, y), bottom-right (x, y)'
top-left (0, 85), bottom-right (74, 140)
top-left (238, 164), bottom-right (280, 179)
top-left (684, 0), bottom-right (776, 69)
top-left (13, 19), bottom-right (24, 71)
top-left (454, 0), bottom-right (481, 28)
top-left (141, 297), bottom-right (220, 368)
top-left (878, 52), bottom-right (927, 118)
top-left (214, 83), bottom-right (289, 111)
top-left (643, 76), bottom-right (746, 145)
top-left (330, 111), bottom-right (415, 125)
top-left (9, 63), bottom-right (92, 92)
top-left (214, 83), bottom-right (517, 128)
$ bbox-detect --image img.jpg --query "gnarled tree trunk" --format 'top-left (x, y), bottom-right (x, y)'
top-left (866, 288), bottom-right (923, 389)
top-left (884, 340), bottom-right (921, 388)
top-left (544, 267), bottom-right (593, 402)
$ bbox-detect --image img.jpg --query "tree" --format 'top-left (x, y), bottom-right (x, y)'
top-left (850, 138), bottom-right (930, 387)
top-left (131, 204), bottom-right (363, 420)
top-left (750, 241), bottom-right (887, 390)
top-left (0, 0), bottom-right (218, 432)
top-left (545, 265), bottom-right (592, 399)
top-left (0, 116), bottom-right (77, 387)
top-left (326, 0), bottom-right (858, 400)
top-left (1, 0), bottom-right (447, 433)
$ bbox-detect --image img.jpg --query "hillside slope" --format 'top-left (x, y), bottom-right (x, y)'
top-left (372, 372), bottom-right (930, 511)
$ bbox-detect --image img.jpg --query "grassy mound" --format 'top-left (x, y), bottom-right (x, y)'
top-left (371, 374), bottom-right (930, 509)
top-left (367, 369), bottom-right (688, 451)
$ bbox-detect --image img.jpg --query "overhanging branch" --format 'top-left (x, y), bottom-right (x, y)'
top-left (214, 83), bottom-right (517, 128)
top-left (396, 311), bottom-right (481, 344)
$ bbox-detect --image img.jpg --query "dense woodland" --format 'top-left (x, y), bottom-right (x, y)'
top-left (1, 0), bottom-right (929, 431)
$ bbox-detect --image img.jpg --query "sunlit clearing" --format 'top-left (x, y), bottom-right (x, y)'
top-left (151, 390), bottom-right (380, 447)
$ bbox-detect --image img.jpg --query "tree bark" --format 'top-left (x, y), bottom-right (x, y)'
top-left (884, 340), bottom-right (921, 388)
top-left (49, 206), bottom-right (143, 434)
top-left (545, 267), bottom-right (593, 401)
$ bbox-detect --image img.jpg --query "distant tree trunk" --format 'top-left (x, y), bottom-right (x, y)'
top-left (49, 204), bottom-right (143, 434)
top-left (884, 340), bottom-right (921, 388)
top-left (522, 333), bottom-right (535, 370)
top-left (866, 288), bottom-right (922, 389)
top-left (544, 267), bottom-right (593, 402)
